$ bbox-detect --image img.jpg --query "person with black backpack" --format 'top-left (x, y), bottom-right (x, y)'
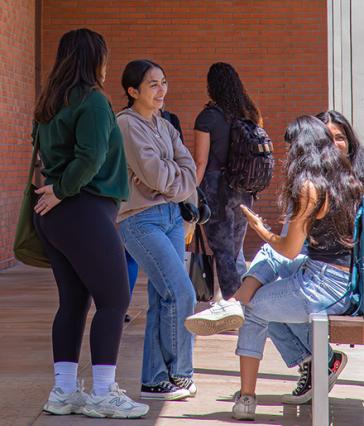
top-left (193, 62), bottom-right (273, 303)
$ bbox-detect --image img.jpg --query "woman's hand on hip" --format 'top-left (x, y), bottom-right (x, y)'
top-left (34, 185), bottom-right (62, 215)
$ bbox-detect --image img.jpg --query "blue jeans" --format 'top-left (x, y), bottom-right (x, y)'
top-left (236, 248), bottom-right (247, 278)
top-left (119, 203), bottom-right (196, 386)
top-left (236, 244), bottom-right (351, 360)
top-left (124, 249), bottom-right (139, 297)
top-left (267, 222), bottom-right (320, 367)
top-left (268, 322), bottom-right (314, 367)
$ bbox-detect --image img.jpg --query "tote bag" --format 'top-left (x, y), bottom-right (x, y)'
top-left (13, 125), bottom-right (50, 268)
top-left (185, 224), bottom-right (214, 302)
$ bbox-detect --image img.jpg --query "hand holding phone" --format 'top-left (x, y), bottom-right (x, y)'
top-left (240, 204), bottom-right (272, 231)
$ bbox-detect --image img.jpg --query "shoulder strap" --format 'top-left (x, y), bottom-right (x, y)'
top-left (194, 224), bottom-right (207, 255)
top-left (348, 196), bottom-right (364, 314)
top-left (161, 110), bottom-right (172, 123)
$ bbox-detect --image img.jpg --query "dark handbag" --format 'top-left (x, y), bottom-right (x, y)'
top-left (187, 224), bottom-right (214, 302)
top-left (179, 187), bottom-right (211, 225)
top-left (13, 126), bottom-right (50, 268)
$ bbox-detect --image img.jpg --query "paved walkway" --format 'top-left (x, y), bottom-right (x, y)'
top-left (0, 264), bottom-right (363, 426)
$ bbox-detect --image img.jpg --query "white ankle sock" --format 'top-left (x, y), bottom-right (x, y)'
top-left (54, 362), bottom-right (78, 393)
top-left (92, 365), bottom-right (116, 396)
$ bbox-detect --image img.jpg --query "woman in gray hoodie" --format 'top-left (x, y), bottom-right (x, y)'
top-left (117, 60), bottom-right (197, 401)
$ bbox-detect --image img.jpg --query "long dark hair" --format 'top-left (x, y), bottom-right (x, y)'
top-left (280, 115), bottom-right (363, 247)
top-left (207, 62), bottom-right (262, 124)
top-left (121, 59), bottom-right (165, 108)
top-left (34, 28), bottom-right (107, 122)
top-left (316, 110), bottom-right (364, 183)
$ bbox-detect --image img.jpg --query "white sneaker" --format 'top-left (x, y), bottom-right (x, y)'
top-left (184, 299), bottom-right (244, 336)
top-left (43, 381), bottom-right (87, 415)
top-left (82, 383), bottom-right (149, 419)
top-left (170, 376), bottom-right (197, 397)
top-left (232, 394), bottom-right (257, 420)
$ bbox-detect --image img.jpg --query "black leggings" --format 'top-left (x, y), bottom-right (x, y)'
top-left (34, 191), bottom-right (130, 365)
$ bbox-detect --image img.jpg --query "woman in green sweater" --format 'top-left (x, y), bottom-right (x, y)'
top-left (33, 29), bottom-right (149, 419)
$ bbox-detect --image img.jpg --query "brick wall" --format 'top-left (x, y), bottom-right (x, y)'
top-left (0, 0), bottom-right (35, 269)
top-left (2, 0), bottom-right (326, 265)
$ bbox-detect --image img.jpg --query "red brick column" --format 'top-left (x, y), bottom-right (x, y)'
top-left (0, 0), bottom-right (36, 269)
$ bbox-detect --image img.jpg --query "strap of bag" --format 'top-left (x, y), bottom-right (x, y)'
top-left (194, 224), bottom-right (207, 255)
top-left (26, 123), bottom-right (40, 187)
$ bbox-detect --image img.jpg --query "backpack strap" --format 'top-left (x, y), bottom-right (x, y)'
top-left (348, 196), bottom-right (364, 314)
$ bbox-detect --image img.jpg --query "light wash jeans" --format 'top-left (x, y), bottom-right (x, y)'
top-left (236, 244), bottom-right (351, 360)
top-left (266, 219), bottom-right (325, 368)
top-left (119, 203), bottom-right (196, 386)
top-left (268, 322), bottom-right (314, 368)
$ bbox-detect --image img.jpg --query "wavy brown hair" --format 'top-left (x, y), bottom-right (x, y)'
top-left (316, 110), bottom-right (364, 184)
top-left (207, 62), bottom-right (262, 125)
top-left (280, 115), bottom-right (363, 247)
top-left (34, 28), bottom-right (107, 123)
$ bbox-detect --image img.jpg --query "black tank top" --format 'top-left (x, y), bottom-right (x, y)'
top-left (306, 215), bottom-right (352, 267)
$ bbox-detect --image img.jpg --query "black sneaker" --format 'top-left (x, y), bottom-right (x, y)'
top-left (140, 381), bottom-right (189, 400)
top-left (170, 376), bottom-right (197, 397)
top-left (124, 314), bottom-right (131, 323)
top-left (282, 359), bottom-right (312, 404)
top-left (282, 350), bottom-right (348, 405)
top-left (328, 350), bottom-right (348, 388)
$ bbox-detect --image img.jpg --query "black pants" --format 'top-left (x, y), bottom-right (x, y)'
top-left (34, 191), bottom-right (130, 365)
top-left (201, 171), bottom-right (253, 299)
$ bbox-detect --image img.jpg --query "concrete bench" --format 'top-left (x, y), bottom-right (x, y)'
top-left (311, 314), bottom-right (364, 426)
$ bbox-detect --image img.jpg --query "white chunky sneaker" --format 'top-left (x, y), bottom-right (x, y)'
top-left (232, 394), bottom-right (257, 421)
top-left (43, 381), bottom-right (87, 415)
top-left (170, 376), bottom-right (197, 397)
top-left (184, 299), bottom-right (244, 336)
top-left (82, 382), bottom-right (149, 419)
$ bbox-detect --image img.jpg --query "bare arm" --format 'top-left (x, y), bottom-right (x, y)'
top-left (194, 130), bottom-right (210, 185)
top-left (241, 182), bottom-right (328, 259)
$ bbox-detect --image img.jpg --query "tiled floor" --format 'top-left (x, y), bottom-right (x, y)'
top-left (0, 264), bottom-right (363, 426)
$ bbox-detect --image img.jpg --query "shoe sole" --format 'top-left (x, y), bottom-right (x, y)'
top-left (82, 407), bottom-right (149, 419)
top-left (43, 403), bottom-right (83, 415)
top-left (281, 390), bottom-right (313, 405)
top-left (140, 391), bottom-right (189, 401)
top-left (232, 413), bottom-right (255, 421)
top-left (282, 351), bottom-right (348, 405)
top-left (184, 315), bottom-right (244, 336)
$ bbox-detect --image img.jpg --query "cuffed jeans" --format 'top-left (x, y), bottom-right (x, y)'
top-left (119, 203), bottom-right (196, 386)
top-left (236, 244), bottom-right (351, 360)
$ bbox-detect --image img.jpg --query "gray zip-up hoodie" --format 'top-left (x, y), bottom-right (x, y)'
top-left (116, 108), bottom-right (196, 222)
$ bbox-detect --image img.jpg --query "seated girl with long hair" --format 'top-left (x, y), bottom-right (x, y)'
top-left (268, 109), bottom-right (364, 405)
top-left (185, 115), bottom-right (363, 420)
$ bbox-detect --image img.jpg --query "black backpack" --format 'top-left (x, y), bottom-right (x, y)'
top-left (224, 118), bottom-right (274, 196)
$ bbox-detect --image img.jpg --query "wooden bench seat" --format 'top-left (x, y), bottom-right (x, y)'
top-left (329, 315), bottom-right (364, 344)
